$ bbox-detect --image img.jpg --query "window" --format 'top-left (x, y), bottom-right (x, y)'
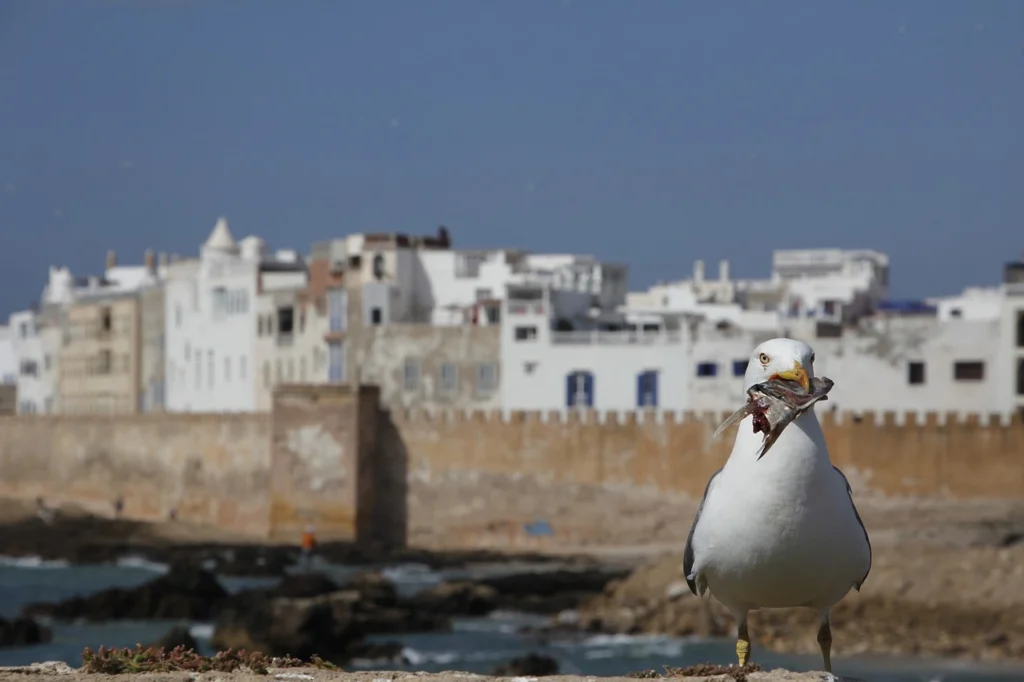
top-left (475, 288), bottom-right (493, 301)
top-left (101, 307), bottom-right (112, 333)
top-left (19, 360), bottom-right (38, 376)
top-left (278, 307), bottom-right (295, 335)
top-left (949, 308), bottom-right (962, 318)
top-left (476, 363), bottom-right (498, 394)
top-left (224, 357), bottom-right (231, 382)
top-left (514, 326), bottom-right (538, 341)
top-left (370, 307), bottom-right (383, 325)
top-left (696, 362), bottom-right (718, 378)
top-left (816, 321), bottom-right (842, 339)
top-left (566, 371), bottom-right (595, 408)
top-left (98, 350), bottom-right (112, 375)
top-left (212, 287), bottom-right (228, 316)
top-left (240, 356), bottom-right (247, 381)
top-left (257, 317), bottom-right (264, 336)
top-left (1017, 311), bottom-right (1024, 349)
top-left (328, 289), bottom-right (348, 333)
top-left (372, 253), bottom-right (385, 280)
top-left (1017, 358), bottom-right (1024, 397)
top-left (403, 358), bottom-right (420, 391)
top-left (439, 363), bottom-right (458, 394)
top-left (637, 370), bottom-right (658, 408)
top-left (953, 361), bottom-right (984, 382)
top-left (908, 361), bottom-right (926, 385)
top-left (732, 360), bottom-right (748, 377)
top-left (329, 342), bottom-right (345, 383)
top-left (486, 306), bottom-right (501, 325)
top-left (208, 350), bottom-right (214, 387)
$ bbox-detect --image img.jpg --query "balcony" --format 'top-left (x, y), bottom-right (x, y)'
top-left (550, 330), bottom-right (684, 345)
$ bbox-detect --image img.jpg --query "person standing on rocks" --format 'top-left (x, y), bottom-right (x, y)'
top-left (300, 524), bottom-right (317, 572)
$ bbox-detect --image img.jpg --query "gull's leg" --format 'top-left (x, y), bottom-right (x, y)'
top-left (735, 613), bottom-right (752, 667)
top-left (816, 615), bottom-right (833, 673)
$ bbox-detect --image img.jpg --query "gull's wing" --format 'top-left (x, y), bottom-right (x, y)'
top-left (832, 464), bottom-right (872, 590)
top-left (683, 468), bottom-right (723, 596)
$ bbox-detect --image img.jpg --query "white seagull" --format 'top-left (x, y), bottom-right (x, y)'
top-left (683, 338), bottom-right (871, 673)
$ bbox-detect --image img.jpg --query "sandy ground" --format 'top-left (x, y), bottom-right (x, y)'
top-left (0, 662), bottom-right (855, 682)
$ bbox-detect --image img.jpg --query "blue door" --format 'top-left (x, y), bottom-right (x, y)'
top-left (566, 371), bottom-right (595, 408)
top-left (637, 370), bottom-right (658, 408)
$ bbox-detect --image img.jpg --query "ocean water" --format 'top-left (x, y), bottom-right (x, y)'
top-left (0, 556), bottom-right (1022, 682)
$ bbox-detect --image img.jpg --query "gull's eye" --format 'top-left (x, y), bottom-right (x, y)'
top-left (810, 353), bottom-right (815, 363)
top-left (758, 352), bottom-right (771, 365)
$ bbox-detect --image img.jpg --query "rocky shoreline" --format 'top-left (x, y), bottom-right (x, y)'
top-left (0, 499), bottom-right (598, 577)
top-left (562, 544), bottom-right (1024, 665)
top-left (0, 663), bottom-right (848, 682)
top-left (11, 560), bottom-right (628, 666)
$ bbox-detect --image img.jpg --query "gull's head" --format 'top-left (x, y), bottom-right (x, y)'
top-left (743, 337), bottom-right (815, 392)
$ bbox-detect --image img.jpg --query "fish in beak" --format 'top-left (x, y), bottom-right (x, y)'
top-left (770, 361), bottom-right (810, 392)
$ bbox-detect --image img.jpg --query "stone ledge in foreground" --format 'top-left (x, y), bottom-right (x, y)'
top-left (0, 663), bottom-right (862, 682)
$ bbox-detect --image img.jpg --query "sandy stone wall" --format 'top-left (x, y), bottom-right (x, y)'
top-left (1, 398), bottom-right (1022, 544)
top-left (0, 412), bottom-right (271, 535)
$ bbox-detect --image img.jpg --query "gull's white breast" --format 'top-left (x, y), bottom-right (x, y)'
top-left (690, 412), bottom-right (870, 612)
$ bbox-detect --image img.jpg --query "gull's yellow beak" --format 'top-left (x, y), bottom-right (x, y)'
top-left (770, 361), bottom-right (810, 392)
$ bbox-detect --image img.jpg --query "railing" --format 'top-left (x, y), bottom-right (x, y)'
top-left (550, 330), bottom-right (684, 345)
top-left (508, 303), bottom-right (545, 315)
top-left (1005, 282), bottom-right (1024, 297)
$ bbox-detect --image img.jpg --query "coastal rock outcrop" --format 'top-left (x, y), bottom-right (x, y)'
top-left (21, 564), bottom-right (228, 622)
top-left (0, 617), bottom-right (52, 649)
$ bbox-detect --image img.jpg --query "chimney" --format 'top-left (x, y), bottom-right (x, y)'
top-left (106, 250), bottom-right (117, 269)
top-left (694, 260), bottom-right (705, 284)
top-left (144, 249), bottom-right (155, 273)
top-left (719, 259), bottom-right (730, 282)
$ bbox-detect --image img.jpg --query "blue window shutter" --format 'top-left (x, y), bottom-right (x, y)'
top-left (636, 372), bottom-right (643, 407)
top-left (650, 371), bottom-right (658, 407)
top-left (584, 372), bottom-right (594, 407)
top-left (566, 372), bottom-right (575, 407)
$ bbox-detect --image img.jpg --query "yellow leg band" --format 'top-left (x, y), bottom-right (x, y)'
top-left (736, 638), bottom-right (750, 666)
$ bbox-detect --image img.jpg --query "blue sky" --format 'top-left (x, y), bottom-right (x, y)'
top-left (1, 0), bottom-right (1021, 317)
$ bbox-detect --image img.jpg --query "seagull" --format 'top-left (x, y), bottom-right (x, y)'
top-left (683, 337), bottom-right (871, 673)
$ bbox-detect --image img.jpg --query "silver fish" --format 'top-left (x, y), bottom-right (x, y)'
top-left (711, 376), bottom-right (834, 460)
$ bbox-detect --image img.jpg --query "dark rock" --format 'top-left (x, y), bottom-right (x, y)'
top-left (204, 547), bottom-right (294, 577)
top-left (478, 568), bottom-right (630, 614)
top-left (343, 571), bottom-right (398, 607)
top-left (212, 573), bottom-right (449, 662)
top-left (0, 617), bottom-right (52, 649)
top-left (147, 625), bottom-right (198, 652)
top-left (409, 581), bottom-right (499, 616)
top-left (345, 640), bottom-right (406, 663)
top-left (21, 564), bottom-right (228, 622)
top-left (491, 653), bottom-right (560, 677)
top-left (213, 593), bottom-right (352, 661)
top-left (271, 572), bottom-right (340, 599)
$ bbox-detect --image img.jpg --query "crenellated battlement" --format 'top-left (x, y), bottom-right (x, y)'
top-left (389, 407), bottom-right (1024, 429)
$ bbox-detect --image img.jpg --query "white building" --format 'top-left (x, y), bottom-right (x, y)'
top-left (627, 249), bottom-right (890, 328)
top-left (165, 218), bottom-right (323, 413)
top-left (0, 325), bottom-right (16, 386)
top-left (500, 282), bottom-right (692, 413)
top-left (317, 229), bottom-right (629, 329)
top-left (7, 310), bottom-right (61, 415)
